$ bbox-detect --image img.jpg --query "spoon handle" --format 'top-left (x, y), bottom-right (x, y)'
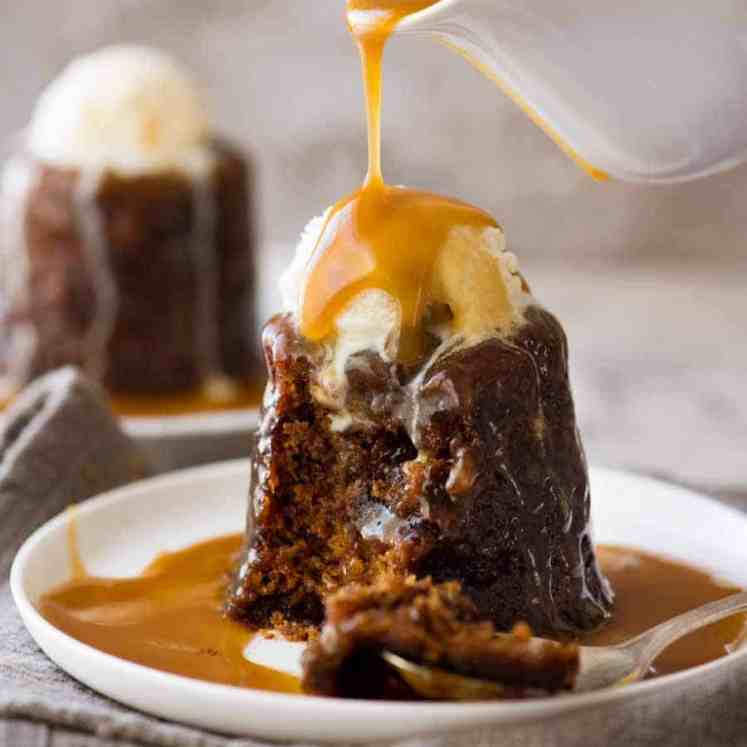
top-left (625, 591), bottom-right (747, 681)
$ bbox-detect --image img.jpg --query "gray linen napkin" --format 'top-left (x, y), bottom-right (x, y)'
top-left (1, 367), bottom-right (747, 747)
top-left (0, 368), bottom-right (271, 747)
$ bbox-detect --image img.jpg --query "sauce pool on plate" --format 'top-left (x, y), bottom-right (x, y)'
top-left (1, 377), bottom-right (265, 419)
top-left (37, 535), bottom-right (745, 695)
top-left (39, 534), bottom-right (300, 694)
top-left (109, 377), bottom-right (265, 418)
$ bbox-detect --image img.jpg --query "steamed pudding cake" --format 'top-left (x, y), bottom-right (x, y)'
top-left (227, 211), bottom-right (613, 638)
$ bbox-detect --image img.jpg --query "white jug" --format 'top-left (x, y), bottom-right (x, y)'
top-left (396, 0), bottom-right (747, 182)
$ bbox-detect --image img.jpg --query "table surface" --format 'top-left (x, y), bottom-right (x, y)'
top-left (525, 257), bottom-right (747, 493)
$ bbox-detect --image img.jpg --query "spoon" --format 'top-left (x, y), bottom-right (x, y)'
top-left (382, 591), bottom-right (747, 699)
top-left (395, 0), bottom-right (747, 183)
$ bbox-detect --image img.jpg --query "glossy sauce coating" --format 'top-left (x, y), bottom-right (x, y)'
top-left (300, 1), bottom-right (506, 361)
top-left (38, 536), bottom-right (744, 695)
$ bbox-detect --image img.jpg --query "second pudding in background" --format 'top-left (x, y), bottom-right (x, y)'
top-left (0, 46), bottom-right (260, 414)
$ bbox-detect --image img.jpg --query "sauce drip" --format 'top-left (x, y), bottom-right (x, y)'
top-left (38, 537), bottom-right (745, 694)
top-left (300, 1), bottom-right (506, 361)
top-left (66, 509), bottom-right (87, 582)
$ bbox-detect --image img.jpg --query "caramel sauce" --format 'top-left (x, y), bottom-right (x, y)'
top-left (346, 1), bottom-right (608, 182)
top-left (37, 536), bottom-right (745, 695)
top-left (300, 1), bottom-right (505, 361)
top-left (66, 509), bottom-right (87, 582)
top-left (39, 534), bottom-right (301, 693)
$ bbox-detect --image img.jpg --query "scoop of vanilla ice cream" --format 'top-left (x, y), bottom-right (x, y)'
top-left (432, 223), bottom-right (528, 339)
top-left (27, 46), bottom-right (210, 174)
top-left (279, 209), bottom-right (331, 313)
top-left (281, 209), bottom-right (531, 387)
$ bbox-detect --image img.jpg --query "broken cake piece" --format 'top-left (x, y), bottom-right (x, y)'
top-left (301, 576), bottom-right (579, 699)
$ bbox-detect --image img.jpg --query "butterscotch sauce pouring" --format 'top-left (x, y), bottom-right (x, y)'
top-left (40, 535), bottom-right (301, 693)
top-left (300, 1), bottom-right (510, 361)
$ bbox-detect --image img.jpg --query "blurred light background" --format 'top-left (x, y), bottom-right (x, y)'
top-left (1, 1), bottom-right (745, 494)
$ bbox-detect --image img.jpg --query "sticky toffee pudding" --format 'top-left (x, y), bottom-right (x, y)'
top-left (301, 577), bottom-right (580, 698)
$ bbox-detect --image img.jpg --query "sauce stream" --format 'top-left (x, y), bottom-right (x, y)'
top-left (300, 1), bottom-right (506, 361)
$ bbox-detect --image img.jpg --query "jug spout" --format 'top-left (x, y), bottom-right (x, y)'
top-left (397, 0), bottom-right (747, 183)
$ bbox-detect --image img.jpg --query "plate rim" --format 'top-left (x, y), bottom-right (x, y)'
top-left (10, 461), bottom-right (747, 740)
top-left (122, 408), bottom-right (260, 439)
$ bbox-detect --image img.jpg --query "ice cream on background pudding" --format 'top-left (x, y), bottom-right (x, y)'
top-left (27, 46), bottom-right (211, 174)
top-left (0, 46), bottom-right (258, 409)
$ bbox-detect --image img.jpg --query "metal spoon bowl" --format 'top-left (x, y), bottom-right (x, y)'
top-left (383, 591), bottom-right (747, 700)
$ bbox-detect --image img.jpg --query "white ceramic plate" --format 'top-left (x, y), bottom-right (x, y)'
top-left (10, 462), bottom-right (747, 742)
top-left (123, 410), bottom-right (259, 473)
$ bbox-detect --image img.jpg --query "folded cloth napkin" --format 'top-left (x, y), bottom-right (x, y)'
top-left (1, 367), bottom-right (746, 747)
top-left (0, 368), bottom-right (267, 747)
